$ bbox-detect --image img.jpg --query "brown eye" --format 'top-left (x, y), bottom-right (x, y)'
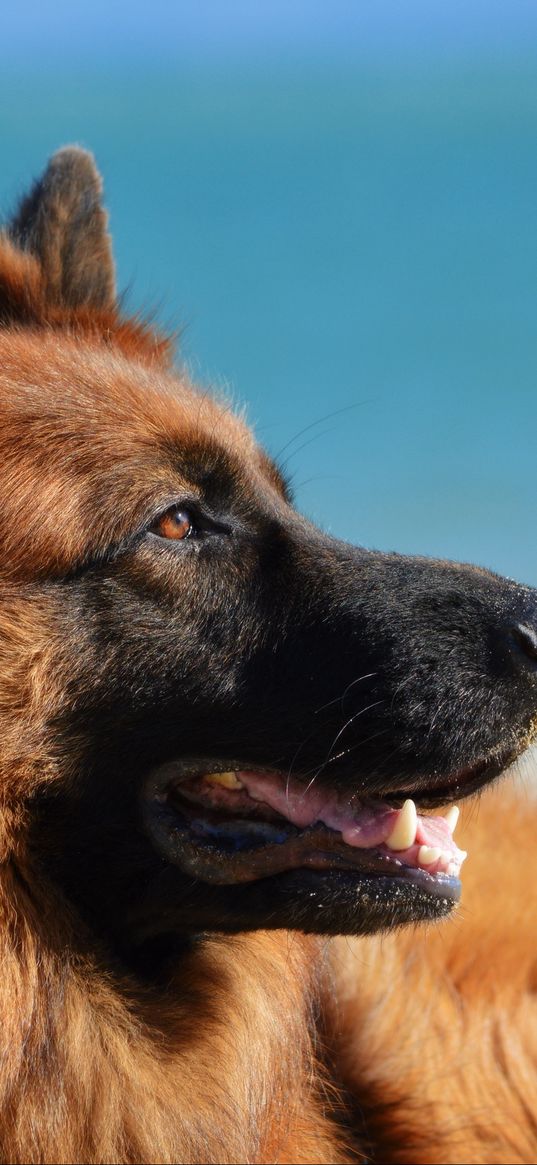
top-left (152, 506), bottom-right (195, 541)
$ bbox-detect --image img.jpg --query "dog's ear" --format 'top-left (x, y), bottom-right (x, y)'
top-left (7, 146), bottom-right (116, 312)
top-left (0, 148), bottom-right (172, 362)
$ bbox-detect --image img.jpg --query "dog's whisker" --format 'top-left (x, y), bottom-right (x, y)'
top-left (320, 701), bottom-right (386, 769)
top-left (313, 673), bottom-right (378, 717)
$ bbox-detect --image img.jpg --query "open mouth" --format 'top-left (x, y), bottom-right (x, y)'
top-left (142, 760), bottom-right (469, 907)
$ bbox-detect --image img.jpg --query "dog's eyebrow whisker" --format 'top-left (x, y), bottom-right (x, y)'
top-left (279, 427), bottom-right (341, 473)
top-left (273, 401), bottom-right (368, 464)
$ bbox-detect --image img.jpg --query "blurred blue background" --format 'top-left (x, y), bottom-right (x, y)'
top-left (2, 1), bottom-right (537, 582)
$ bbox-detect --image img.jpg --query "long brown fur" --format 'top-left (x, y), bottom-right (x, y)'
top-left (0, 148), bottom-right (535, 1164)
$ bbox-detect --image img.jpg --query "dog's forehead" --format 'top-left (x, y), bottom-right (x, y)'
top-left (0, 331), bottom-right (255, 458)
top-left (0, 331), bottom-right (266, 577)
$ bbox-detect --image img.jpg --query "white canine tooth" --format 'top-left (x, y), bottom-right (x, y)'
top-left (386, 799), bottom-right (418, 851)
top-left (444, 806), bottom-right (460, 834)
top-left (418, 845), bottom-right (442, 866)
top-left (205, 771), bottom-right (243, 790)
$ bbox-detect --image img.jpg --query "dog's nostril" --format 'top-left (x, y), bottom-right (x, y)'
top-left (511, 622), bottom-right (537, 667)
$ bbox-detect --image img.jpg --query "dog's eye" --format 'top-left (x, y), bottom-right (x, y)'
top-left (151, 506), bottom-right (195, 542)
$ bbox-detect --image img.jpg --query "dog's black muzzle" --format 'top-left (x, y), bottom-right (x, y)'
top-left (217, 529), bottom-right (537, 801)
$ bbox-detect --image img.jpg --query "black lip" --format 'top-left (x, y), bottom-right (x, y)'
top-left (251, 868), bottom-right (460, 934)
top-left (383, 745), bottom-right (521, 809)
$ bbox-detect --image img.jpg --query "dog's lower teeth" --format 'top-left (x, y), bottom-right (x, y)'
top-left (418, 845), bottom-right (442, 866)
top-left (205, 772), bottom-right (244, 790)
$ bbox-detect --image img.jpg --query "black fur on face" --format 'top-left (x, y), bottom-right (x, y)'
top-left (30, 453), bottom-right (537, 960)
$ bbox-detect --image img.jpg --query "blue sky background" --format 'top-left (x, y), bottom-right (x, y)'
top-left (2, 2), bottom-right (537, 583)
top-left (3, 2), bottom-right (537, 63)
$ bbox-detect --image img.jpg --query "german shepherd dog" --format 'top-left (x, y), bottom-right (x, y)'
top-left (0, 148), bottom-right (536, 1164)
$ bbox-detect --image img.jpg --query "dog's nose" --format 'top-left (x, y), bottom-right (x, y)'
top-left (508, 621), bottom-right (537, 673)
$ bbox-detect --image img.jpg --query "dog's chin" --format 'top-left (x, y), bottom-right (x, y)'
top-left (129, 867), bottom-right (458, 947)
top-left (226, 867), bottom-right (459, 934)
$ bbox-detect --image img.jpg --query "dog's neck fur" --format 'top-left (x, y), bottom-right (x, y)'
top-left (0, 864), bottom-right (354, 1165)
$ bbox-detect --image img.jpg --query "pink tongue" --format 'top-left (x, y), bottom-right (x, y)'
top-left (237, 771), bottom-right (465, 874)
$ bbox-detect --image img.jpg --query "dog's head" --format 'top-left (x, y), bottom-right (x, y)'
top-left (0, 148), bottom-right (535, 965)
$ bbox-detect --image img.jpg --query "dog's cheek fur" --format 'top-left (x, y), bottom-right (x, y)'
top-left (0, 591), bottom-right (68, 848)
